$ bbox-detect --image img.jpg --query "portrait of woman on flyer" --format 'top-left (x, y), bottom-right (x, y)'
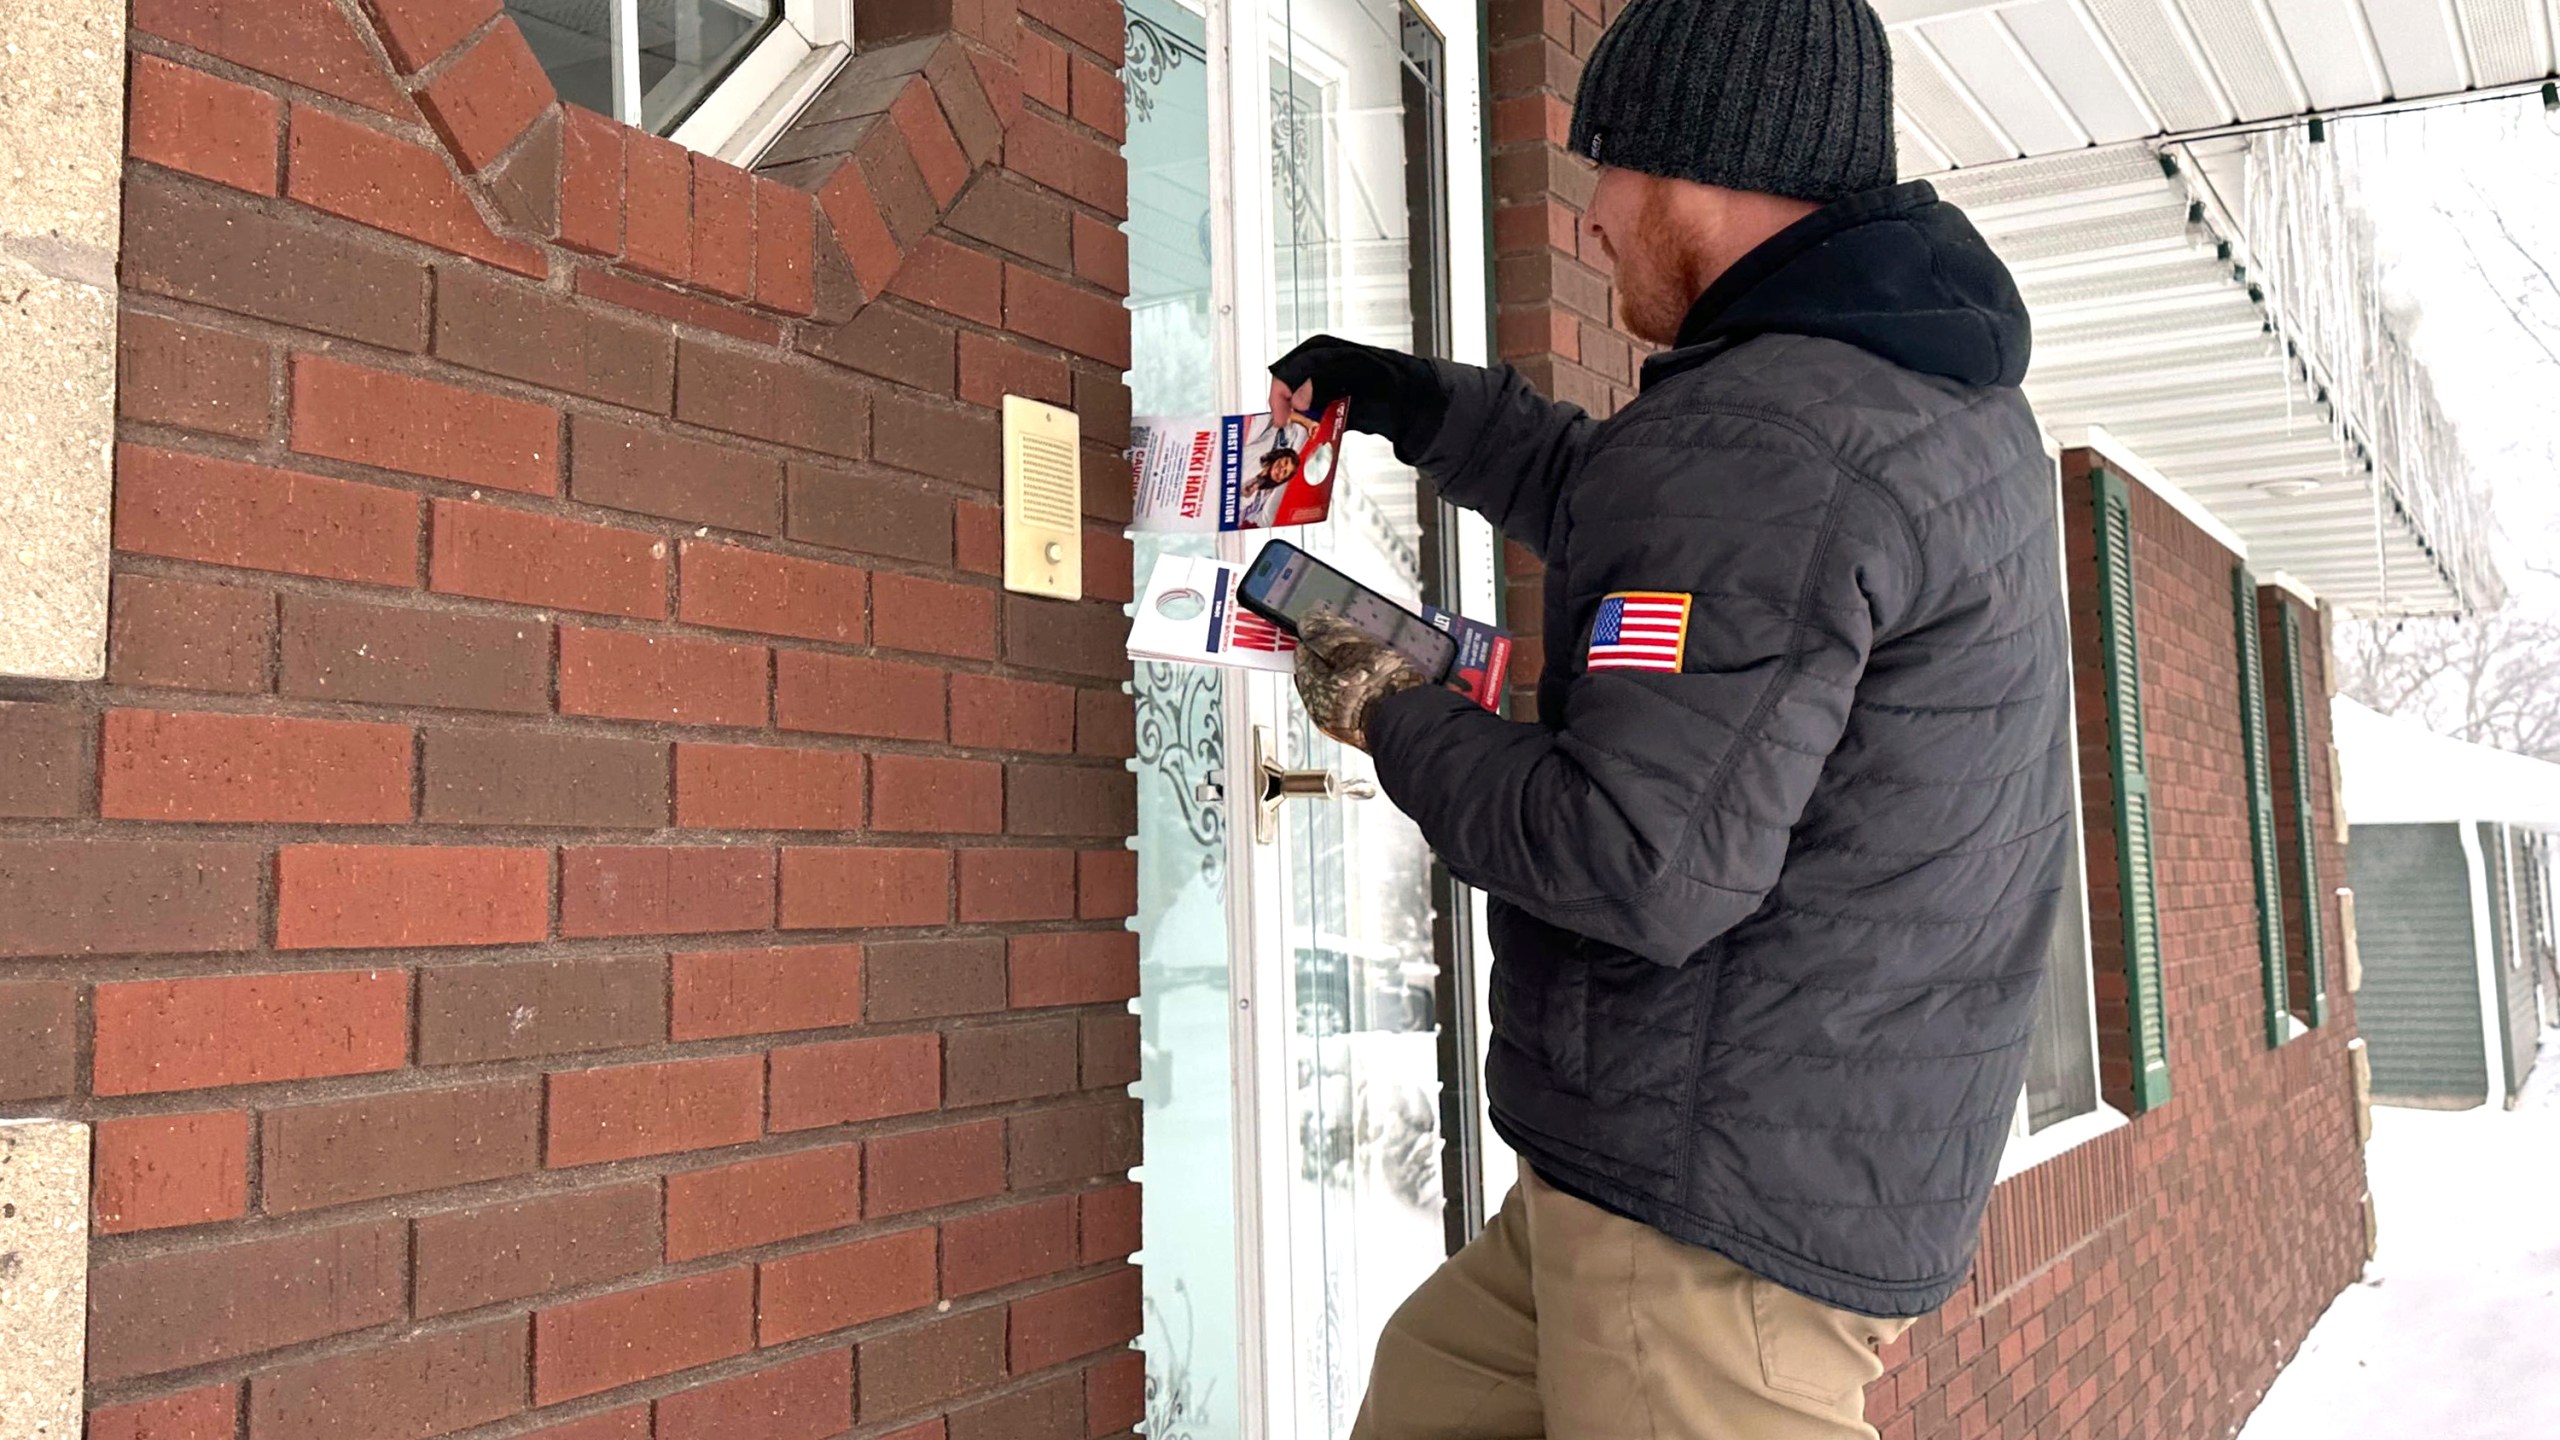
top-left (1236, 396), bottom-right (1346, 527)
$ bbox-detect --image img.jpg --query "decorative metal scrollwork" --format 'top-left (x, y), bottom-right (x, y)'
top-left (1133, 660), bottom-right (1225, 873)
top-left (1272, 78), bottom-right (1329, 249)
top-left (1124, 13), bottom-right (1200, 124)
top-left (1145, 1282), bottom-right (1215, 1440)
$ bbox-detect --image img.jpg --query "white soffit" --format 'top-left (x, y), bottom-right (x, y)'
top-left (1880, 0), bottom-right (2559, 173)
top-left (2359, 0), bottom-right (2472, 97)
top-left (1934, 144), bottom-right (2469, 614)
top-left (2456, 0), bottom-right (2550, 86)
top-left (2053, 423), bottom-right (2256, 555)
top-left (1895, 29), bottom-right (2021, 164)
top-left (2264, 0), bottom-right (2391, 108)
top-left (2001, 1), bottom-right (2163, 141)
top-left (1928, 13), bottom-right (2096, 152)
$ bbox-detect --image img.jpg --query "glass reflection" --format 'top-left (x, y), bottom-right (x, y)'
top-left (1122, 3), bottom-right (1242, 1438)
top-left (504, 0), bottom-right (776, 132)
top-left (1272, 0), bottom-right (1448, 1428)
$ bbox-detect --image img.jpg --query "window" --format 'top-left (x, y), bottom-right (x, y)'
top-left (2273, 600), bottom-right (2331, 1028)
top-left (503, 2), bottom-right (865, 162)
top-left (2018, 666), bottom-right (2100, 1137)
top-left (2234, 564), bottom-right (2293, 1048)
top-left (2001, 461), bottom-right (2120, 1177)
top-left (2004, 451), bottom-right (2179, 1176)
top-left (506, 0), bottom-right (782, 133)
top-left (2519, 833), bottom-right (2553, 983)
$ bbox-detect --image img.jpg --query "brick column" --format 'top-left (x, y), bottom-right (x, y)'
top-left (1484, 0), bottom-right (1641, 714)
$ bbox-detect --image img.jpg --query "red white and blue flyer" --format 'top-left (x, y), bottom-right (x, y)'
top-left (1126, 556), bottom-right (1301, 673)
top-left (1130, 398), bottom-right (1349, 532)
top-left (1432, 604), bottom-right (1512, 713)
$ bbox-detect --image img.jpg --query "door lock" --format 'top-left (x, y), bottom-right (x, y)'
top-left (1251, 726), bottom-right (1375, 844)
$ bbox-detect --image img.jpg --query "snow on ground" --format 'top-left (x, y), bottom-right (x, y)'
top-left (2238, 1030), bottom-right (2560, 1440)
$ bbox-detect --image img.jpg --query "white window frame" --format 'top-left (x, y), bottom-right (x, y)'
top-left (1996, 439), bottom-right (2128, 1182)
top-left (670, 0), bottom-right (859, 163)
top-left (1998, 1101), bottom-right (2128, 1181)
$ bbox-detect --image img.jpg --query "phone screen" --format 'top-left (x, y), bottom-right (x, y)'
top-left (1240, 543), bottom-right (1457, 683)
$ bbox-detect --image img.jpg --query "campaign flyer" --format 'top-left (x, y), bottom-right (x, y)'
top-left (1126, 555), bottom-right (1508, 714)
top-left (1130, 398), bottom-right (1349, 532)
top-left (1127, 555), bottom-right (1299, 673)
top-left (1430, 607), bottom-right (1512, 713)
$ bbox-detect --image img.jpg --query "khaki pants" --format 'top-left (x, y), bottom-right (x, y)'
top-left (1352, 1168), bottom-right (1913, 1440)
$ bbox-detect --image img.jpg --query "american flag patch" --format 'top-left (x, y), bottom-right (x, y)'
top-left (1587, 592), bottom-right (1690, 673)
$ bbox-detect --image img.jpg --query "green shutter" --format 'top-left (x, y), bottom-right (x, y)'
top-left (2279, 603), bottom-right (2330, 1026)
top-left (2093, 467), bottom-right (2171, 1111)
top-left (2234, 566), bottom-right (2290, 1047)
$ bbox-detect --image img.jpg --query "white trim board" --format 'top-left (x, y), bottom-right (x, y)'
top-left (1996, 1102), bottom-right (2129, 1182)
top-left (2051, 423), bottom-right (2253, 562)
top-left (667, 0), bottom-right (854, 163)
top-left (2262, 569), bottom-right (2321, 608)
top-left (2458, 818), bottom-right (2508, 1110)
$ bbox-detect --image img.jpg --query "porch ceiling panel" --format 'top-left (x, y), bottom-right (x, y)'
top-left (2359, 0), bottom-right (2473, 97)
top-left (1894, 30), bottom-right (2021, 165)
top-left (2075, 0), bottom-right (2234, 130)
top-left (1881, 0), bottom-right (2558, 172)
top-left (2177, 0), bottom-right (2308, 117)
top-left (2454, 0), bottom-right (2550, 85)
top-left (1999, 1), bottom-right (2162, 142)
top-left (1932, 147), bottom-right (2482, 615)
top-left (2264, 0), bottom-right (2393, 108)
top-left (1925, 13), bottom-right (2095, 152)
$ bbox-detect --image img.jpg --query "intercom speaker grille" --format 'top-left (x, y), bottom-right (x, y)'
top-left (1017, 431), bottom-right (1079, 528)
top-left (1002, 396), bottom-right (1083, 600)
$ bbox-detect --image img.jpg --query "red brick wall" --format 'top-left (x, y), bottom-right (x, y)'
top-left (1484, 0), bottom-right (1639, 715)
top-left (1, 1), bottom-right (1142, 1436)
top-left (1486, 0), bottom-right (1636, 419)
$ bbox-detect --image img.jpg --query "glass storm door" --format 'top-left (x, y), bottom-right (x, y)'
top-left (1120, 0), bottom-right (1495, 1435)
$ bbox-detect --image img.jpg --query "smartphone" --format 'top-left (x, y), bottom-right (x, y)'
top-left (1237, 539), bottom-right (1458, 685)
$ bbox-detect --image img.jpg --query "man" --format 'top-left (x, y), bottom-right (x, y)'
top-left (1270, 0), bottom-right (2069, 1435)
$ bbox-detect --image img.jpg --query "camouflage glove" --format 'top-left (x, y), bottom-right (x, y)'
top-left (1294, 608), bottom-right (1430, 752)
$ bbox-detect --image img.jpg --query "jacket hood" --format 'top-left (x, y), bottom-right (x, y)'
top-left (1646, 181), bottom-right (2032, 390)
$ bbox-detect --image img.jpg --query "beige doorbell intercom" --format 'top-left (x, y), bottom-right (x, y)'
top-left (1002, 396), bottom-right (1082, 601)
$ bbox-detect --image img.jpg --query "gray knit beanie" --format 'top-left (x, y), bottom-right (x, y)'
top-left (1568, 0), bottom-right (1896, 203)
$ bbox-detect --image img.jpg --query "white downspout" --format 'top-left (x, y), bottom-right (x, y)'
top-left (2458, 820), bottom-right (2506, 1109)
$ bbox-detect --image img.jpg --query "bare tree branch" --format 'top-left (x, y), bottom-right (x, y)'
top-left (2467, 178), bottom-right (2560, 315)
top-left (2338, 605), bottom-right (2560, 763)
top-left (2433, 201), bottom-right (2560, 371)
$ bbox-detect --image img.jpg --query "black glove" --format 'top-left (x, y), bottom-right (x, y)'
top-left (1269, 335), bottom-right (1450, 463)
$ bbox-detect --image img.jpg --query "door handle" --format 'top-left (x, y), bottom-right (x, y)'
top-left (1251, 726), bottom-right (1375, 843)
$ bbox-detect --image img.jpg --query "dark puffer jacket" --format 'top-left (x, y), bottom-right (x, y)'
top-left (1366, 181), bottom-right (2069, 1316)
